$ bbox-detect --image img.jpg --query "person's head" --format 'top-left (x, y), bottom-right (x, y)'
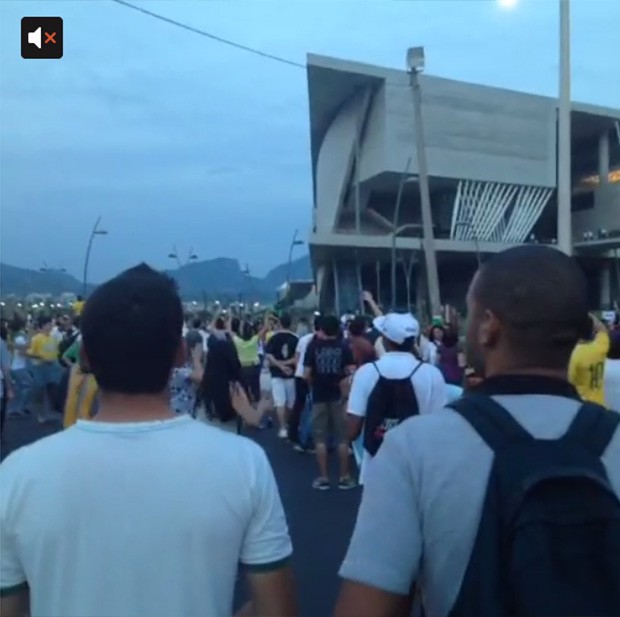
top-left (429, 325), bottom-right (445, 344)
top-left (231, 317), bottom-right (241, 335)
top-left (279, 312), bottom-right (292, 330)
top-left (192, 317), bottom-right (202, 330)
top-left (80, 263), bottom-right (183, 395)
top-left (321, 315), bottom-right (340, 339)
top-left (77, 295), bottom-right (83, 302)
top-left (373, 313), bottom-right (420, 353)
top-left (349, 315), bottom-right (367, 337)
top-left (313, 315), bottom-right (323, 332)
top-left (465, 245), bottom-right (588, 379)
top-left (9, 315), bottom-right (25, 334)
top-left (37, 315), bottom-right (53, 334)
top-left (442, 325), bottom-right (459, 349)
top-left (214, 317), bottom-right (226, 331)
top-left (609, 332), bottom-right (620, 360)
top-left (241, 321), bottom-right (254, 341)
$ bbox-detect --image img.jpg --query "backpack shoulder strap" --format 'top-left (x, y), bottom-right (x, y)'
top-left (408, 360), bottom-right (424, 379)
top-left (372, 362), bottom-right (381, 377)
top-left (563, 402), bottom-right (620, 457)
top-left (448, 394), bottom-right (533, 453)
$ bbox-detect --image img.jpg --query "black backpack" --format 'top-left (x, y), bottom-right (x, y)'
top-left (363, 362), bottom-right (423, 457)
top-left (448, 395), bottom-right (620, 617)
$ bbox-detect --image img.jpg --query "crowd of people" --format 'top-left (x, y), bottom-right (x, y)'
top-left (1, 245), bottom-right (619, 617)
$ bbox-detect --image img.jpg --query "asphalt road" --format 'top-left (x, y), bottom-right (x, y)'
top-left (0, 415), bottom-right (360, 617)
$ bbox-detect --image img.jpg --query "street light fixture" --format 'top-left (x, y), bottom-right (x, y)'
top-left (286, 229), bottom-right (304, 289)
top-left (168, 246), bottom-right (198, 269)
top-left (406, 46), bottom-right (442, 317)
top-left (83, 216), bottom-right (108, 296)
top-left (40, 261), bottom-right (67, 274)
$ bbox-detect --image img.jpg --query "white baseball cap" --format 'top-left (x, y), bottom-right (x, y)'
top-left (373, 313), bottom-right (420, 345)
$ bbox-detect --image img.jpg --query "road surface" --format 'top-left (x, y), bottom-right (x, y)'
top-left (0, 415), bottom-right (360, 617)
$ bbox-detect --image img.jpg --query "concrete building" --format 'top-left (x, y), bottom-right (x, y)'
top-left (306, 54), bottom-right (620, 315)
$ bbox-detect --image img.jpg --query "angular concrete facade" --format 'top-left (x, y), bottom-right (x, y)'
top-left (306, 54), bottom-right (620, 314)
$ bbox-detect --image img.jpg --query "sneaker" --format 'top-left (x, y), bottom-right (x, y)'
top-left (312, 477), bottom-right (330, 491)
top-left (338, 476), bottom-right (357, 490)
top-left (278, 427), bottom-right (288, 439)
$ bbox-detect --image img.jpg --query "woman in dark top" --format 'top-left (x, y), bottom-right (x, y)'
top-left (197, 319), bottom-right (241, 426)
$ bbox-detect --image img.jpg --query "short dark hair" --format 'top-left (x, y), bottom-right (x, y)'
top-left (313, 315), bottom-right (323, 331)
top-left (349, 316), bottom-right (367, 337)
top-left (473, 246), bottom-right (588, 369)
top-left (192, 317), bottom-right (202, 329)
top-left (81, 263), bottom-right (183, 394)
top-left (37, 315), bottom-right (52, 329)
top-left (321, 315), bottom-right (340, 337)
top-left (279, 313), bottom-right (292, 329)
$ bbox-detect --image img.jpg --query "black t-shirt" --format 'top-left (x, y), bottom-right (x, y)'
top-left (304, 337), bottom-right (355, 403)
top-left (265, 331), bottom-right (298, 379)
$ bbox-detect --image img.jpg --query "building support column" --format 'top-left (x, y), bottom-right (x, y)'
top-left (332, 260), bottom-right (341, 317)
top-left (599, 131), bottom-right (610, 185)
top-left (600, 261), bottom-right (611, 309)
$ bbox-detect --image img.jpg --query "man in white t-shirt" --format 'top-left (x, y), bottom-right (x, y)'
top-left (347, 313), bottom-right (448, 484)
top-left (288, 316), bottom-right (322, 449)
top-left (0, 264), bottom-right (296, 617)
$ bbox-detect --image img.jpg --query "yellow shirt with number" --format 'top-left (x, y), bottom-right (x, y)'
top-left (28, 333), bottom-right (59, 362)
top-left (569, 331), bottom-right (610, 406)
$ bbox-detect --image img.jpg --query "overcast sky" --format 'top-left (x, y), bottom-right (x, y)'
top-left (1, 0), bottom-right (618, 282)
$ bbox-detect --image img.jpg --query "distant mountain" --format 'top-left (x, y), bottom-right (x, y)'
top-left (0, 255), bottom-right (312, 300)
top-left (0, 263), bottom-right (85, 297)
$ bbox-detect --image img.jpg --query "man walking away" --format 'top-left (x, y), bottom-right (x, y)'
top-left (289, 316), bottom-right (322, 450)
top-left (304, 315), bottom-right (356, 490)
top-left (335, 245), bottom-right (620, 617)
top-left (346, 313), bottom-right (447, 485)
top-left (569, 312), bottom-right (610, 405)
top-left (0, 264), bottom-right (296, 617)
top-left (265, 313), bottom-right (298, 438)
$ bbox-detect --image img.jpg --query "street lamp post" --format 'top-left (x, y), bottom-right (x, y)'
top-left (498, 0), bottom-right (572, 254)
top-left (286, 229), bottom-right (304, 289)
top-left (407, 47), bottom-right (442, 317)
top-left (82, 216), bottom-right (108, 296)
top-left (557, 0), bottom-right (572, 255)
top-left (454, 222), bottom-right (482, 268)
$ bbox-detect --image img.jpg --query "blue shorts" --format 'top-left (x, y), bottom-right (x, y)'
top-left (31, 362), bottom-right (62, 387)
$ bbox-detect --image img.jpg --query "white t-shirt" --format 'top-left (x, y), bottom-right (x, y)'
top-left (11, 335), bottom-right (28, 371)
top-left (348, 352), bottom-right (448, 484)
top-left (294, 333), bottom-right (314, 378)
top-left (605, 358), bottom-right (620, 411)
top-left (0, 415), bottom-right (292, 617)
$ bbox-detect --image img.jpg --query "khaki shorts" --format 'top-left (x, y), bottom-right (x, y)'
top-left (312, 400), bottom-right (346, 445)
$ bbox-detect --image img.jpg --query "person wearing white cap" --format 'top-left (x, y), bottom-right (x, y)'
top-left (346, 312), bottom-right (448, 485)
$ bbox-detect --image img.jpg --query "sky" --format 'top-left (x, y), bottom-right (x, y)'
top-left (1, 0), bottom-right (619, 283)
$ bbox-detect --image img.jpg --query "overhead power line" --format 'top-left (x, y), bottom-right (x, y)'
top-left (110, 0), bottom-right (306, 69)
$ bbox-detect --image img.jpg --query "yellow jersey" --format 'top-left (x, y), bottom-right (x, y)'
top-left (28, 333), bottom-right (59, 362)
top-left (568, 331), bottom-right (610, 406)
top-left (73, 300), bottom-right (85, 316)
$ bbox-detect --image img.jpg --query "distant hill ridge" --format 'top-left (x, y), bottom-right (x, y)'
top-left (0, 255), bottom-right (312, 300)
